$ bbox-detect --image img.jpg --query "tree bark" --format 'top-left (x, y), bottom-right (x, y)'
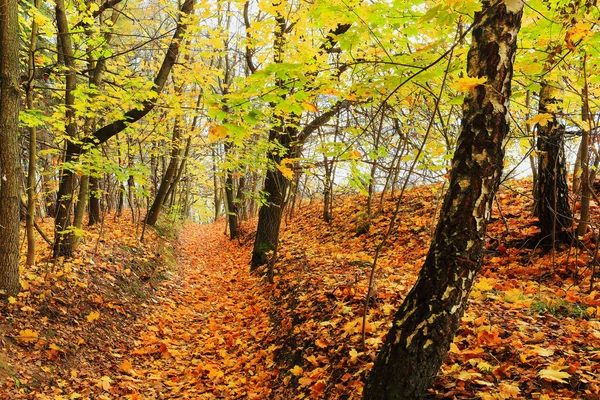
top-left (25, 0), bottom-right (41, 267)
top-left (89, 175), bottom-right (101, 225)
top-left (534, 83), bottom-right (573, 246)
top-left (53, 0), bottom-right (78, 257)
top-left (0, 0), bottom-right (22, 295)
top-left (251, 125), bottom-right (295, 269)
top-left (363, 2), bottom-right (523, 398)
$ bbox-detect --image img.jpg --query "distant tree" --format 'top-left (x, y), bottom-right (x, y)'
top-left (0, 0), bottom-right (22, 295)
top-left (363, 1), bottom-right (524, 398)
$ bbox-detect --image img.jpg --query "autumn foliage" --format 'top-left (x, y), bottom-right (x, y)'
top-left (1, 179), bottom-right (600, 398)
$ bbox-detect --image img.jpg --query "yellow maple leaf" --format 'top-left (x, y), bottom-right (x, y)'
top-left (474, 277), bottom-right (496, 292)
top-left (302, 101), bottom-right (319, 113)
top-left (527, 113), bottom-right (554, 127)
top-left (538, 368), bottom-right (570, 383)
top-left (451, 76), bottom-right (487, 92)
top-left (86, 311), bottom-right (100, 322)
top-left (18, 329), bottom-right (39, 343)
top-left (276, 159), bottom-right (295, 180)
top-left (208, 125), bottom-right (228, 143)
top-left (290, 365), bottom-right (303, 376)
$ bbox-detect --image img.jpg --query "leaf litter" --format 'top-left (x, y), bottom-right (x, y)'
top-left (1, 179), bottom-right (599, 399)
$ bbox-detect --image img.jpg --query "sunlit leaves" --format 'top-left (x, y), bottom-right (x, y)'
top-left (451, 76), bottom-right (487, 92)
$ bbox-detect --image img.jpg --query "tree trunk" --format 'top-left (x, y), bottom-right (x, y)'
top-left (577, 54), bottom-right (592, 237)
top-left (363, 2), bottom-right (523, 398)
top-left (223, 143), bottom-right (239, 239)
top-left (25, 0), bottom-right (40, 267)
top-left (0, 0), bottom-right (22, 296)
top-left (53, 0), bottom-right (78, 257)
top-left (534, 83), bottom-right (573, 246)
top-left (145, 122), bottom-right (181, 226)
top-left (71, 175), bottom-right (89, 251)
top-left (251, 125), bottom-right (295, 270)
top-left (89, 175), bottom-right (101, 225)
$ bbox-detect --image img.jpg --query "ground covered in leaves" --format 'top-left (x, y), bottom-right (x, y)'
top-left (1, 179), bottom-right (600, 399)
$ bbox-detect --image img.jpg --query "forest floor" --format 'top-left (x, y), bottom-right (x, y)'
top-left (1, 179), bottom-right (600, 399)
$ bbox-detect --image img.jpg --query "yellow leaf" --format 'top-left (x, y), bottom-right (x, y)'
top-left (532, 346), bottom-right (554, 357)
top-left (49, 343), bottom-right (63, 351)
top-left (349, 348), bottom-right (360, 363)
top-left (18, 329), bottom-right (39, 343)
top-left (86, 311), bottom-right (100, 323)
top-left (208, 125), bottom-right (228, 143)
top-left (503, 288), bottom-right (525, 304)
top-left (120, 359), bottom-right (133, 373)
top-left (498, 382), bottom-right (521, 398)
top-left (348, 149), bottom-right (362, 159)
top-left (451, 76), bottom-right (487, 92)
top-left (7, 296), bottom-right (16, 304)
top-left (98, 375), bottom-right (112, 391)
top-left (298, 376), bottom-right (313, 386)
top-left (474, 277), bottom-right (496, 292)
top-left (276, 159), bottom-right (295, 180)
top-left (290, 365), bottom-right (303, 376)
top-left (538, 368), bottom-right (570, 383)
top-left (526, 113), bottom-right (553, 127)
top-left (302, 101), bottom-right (319, 113)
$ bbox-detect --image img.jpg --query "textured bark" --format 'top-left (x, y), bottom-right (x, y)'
top-left (71, 175), bottom-right (89, 251)
top-left (0, 0), bottom-right (22, 295)
top-left (25, 0), bottom-right (40, 266)
top-left (251, 125), bottom-right (295, 269)
top-left (53, 0), bottom-right (78, 257)
top-left (88, 176), bottom-right (101, 225)
top-left (534, 83), bottom-right (573, 245)
top-left (364, 2), bottom-right (523, 398)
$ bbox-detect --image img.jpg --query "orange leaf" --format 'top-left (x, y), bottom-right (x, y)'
top-left (120, 359), bottom-right (133, 374)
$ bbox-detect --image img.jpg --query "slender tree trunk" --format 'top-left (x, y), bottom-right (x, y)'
top-left (534, 83), bottom-right (573, 246)
top-left (364, 2), bottom-right (523, 398)
top-left (223, 142), bottom-right (239, 239)
top-left (89, 175), bottom-right (101, 225)
top-left (71, 176), bottom-right (89, 251)
top-left (577, 54), bottom-right (592, 237)
top-left (0, 0), bottom-right (22, 295)
top-left (146, 122), bottom-right (181, 225)
top-left (53, 0), bottom-right (78, 257)
top-left (26, 0), bottom-right (40, 266)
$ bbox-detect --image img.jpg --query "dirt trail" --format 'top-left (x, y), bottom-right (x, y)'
top-left (118, 222), bottom-right (276, 398)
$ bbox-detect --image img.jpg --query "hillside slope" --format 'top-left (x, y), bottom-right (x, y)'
top-left (1, 179), bottom-right (599, 399)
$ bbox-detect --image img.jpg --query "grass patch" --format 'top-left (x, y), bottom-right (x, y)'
top-left (530, 296), bottom-right (590, 319)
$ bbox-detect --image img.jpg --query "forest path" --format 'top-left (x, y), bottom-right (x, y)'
top-left (122, 221), bottom-right (276, 398)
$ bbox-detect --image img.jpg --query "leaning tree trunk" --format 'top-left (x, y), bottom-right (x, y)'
top-left (0, 0), bottom-right (22, 296)
top-left (534, 82), bottom-right (573, 246)
top-left (145, 122), bottom-right (181, 226)
top-left (363, 2), bottom-right (523, 399)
